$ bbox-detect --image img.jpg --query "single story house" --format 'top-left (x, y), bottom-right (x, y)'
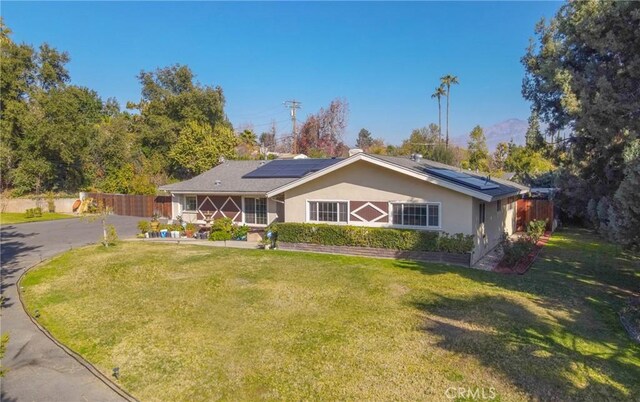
top-left (159, 152), bottom-right (529, 264)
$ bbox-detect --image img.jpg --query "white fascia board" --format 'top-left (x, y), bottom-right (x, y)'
top-left (167, 191), bottom-right (267, 196)
top-left (266, 153), bottom-right (493, 202)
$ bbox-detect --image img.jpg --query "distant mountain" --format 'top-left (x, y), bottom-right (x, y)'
top-left (483, 118), bottom-right (527, 151)
top-left (449, 118), bottom-right (528, 151)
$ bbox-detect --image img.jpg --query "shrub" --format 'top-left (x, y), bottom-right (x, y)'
top-left (502, 237), bottom-right (534, 266)
top-left (185, 222), bottom-right (197, 231)
top-left (24, 207), bottom-right (43, 219)
top-left (103, 224), bottom-right (119, 246)
top-left (209, 231), bottom-right (232, 241)
top-left (209, 217), bottom-right (233, 242)
top-left (526, 219), bottom-right (547, 243)
top-left (46, 191), bottom-right (55, 213)
top-left (137, 220), bottom-right (151, 234)
top-left (232, 224), bottom-right (249, 240)
top-left (272, 223), bottom-right (474, 253)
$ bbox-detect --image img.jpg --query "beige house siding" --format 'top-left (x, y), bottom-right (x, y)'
top-left (283, 159), bottom-right (474, 235)
top-left (470, 197), bottom-right (517, 264)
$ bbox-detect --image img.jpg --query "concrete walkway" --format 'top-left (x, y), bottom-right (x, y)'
top-left (472, 244), bottom-right (505, 271)
top-left (1, 216), bottom-right (139, 402)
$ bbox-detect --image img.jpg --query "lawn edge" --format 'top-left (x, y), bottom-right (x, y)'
top-left (16, 250), bottom-right (139, 402)
top-left (0, 214), bottom-right (78, 226)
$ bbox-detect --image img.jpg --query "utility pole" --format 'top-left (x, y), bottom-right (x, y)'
top-left (284, 100), bottom-right (301, 154)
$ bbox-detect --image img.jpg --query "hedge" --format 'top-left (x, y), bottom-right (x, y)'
top-left (272, 223), bottom-right (474, 254)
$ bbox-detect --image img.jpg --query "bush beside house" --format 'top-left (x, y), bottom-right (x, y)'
top-left (272, 223), bottom-right (474, 254)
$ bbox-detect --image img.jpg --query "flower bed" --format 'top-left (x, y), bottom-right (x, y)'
top-left (494, 231), bottom-right (552, 274)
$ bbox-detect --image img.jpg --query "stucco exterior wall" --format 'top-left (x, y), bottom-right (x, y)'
top-left (471, 197), bottom-right (517, 264)
top-left (283, 160), bottom-right (474, 235)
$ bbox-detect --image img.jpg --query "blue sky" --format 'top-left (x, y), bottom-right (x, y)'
top-left (3, 1), bottom-right (561, 146)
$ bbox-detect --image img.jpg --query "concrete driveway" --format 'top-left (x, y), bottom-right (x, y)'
top-left (1, 215), bottom-right (139, 401)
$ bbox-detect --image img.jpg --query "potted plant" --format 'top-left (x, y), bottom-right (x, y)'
top-left (185, 223), bottom-right (197, 238)
top-left (150, 213), bottom-right (160, 232)
top-left (137, 220), bottom-right (151, 237)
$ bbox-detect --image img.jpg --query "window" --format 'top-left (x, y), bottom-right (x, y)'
top-left (392, 203), bottom-right (440, 228)
top-left (245, 198), bottom-right (267, 225)
top-left (497, 200), bottom-right (502, 212)
top-left (479, 203), bottom-right (486, 224)
top-left (185, 196), bottom-right (197, 211)
top-left (308, 201), bottom-right (348, 223)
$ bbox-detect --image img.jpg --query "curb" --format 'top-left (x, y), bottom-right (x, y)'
top-left (16, 253), bottom-right (139, 402)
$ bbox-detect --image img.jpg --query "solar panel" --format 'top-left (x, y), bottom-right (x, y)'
top-left (425, 168), bottom-right (500, 190)
top-left (243, 159), bottom-right (342, 178)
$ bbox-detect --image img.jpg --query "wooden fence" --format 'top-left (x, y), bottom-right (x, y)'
top-left (516, 199), bottom-right (554, 231)
top-left (84, 193), bottom-right (172, 218)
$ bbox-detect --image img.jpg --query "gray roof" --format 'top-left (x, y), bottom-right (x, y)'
top-left (372, 155), bottom-right (528, 199)
top-left (160, 155), bottom-right (528, 200)
top-left (159, 160), bottom-right (297, 194)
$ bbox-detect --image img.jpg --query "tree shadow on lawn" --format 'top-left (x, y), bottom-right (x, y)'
top-left (394, 228), bottom-right (640, 401)
top-left (414, 294), bottom-right (640, 401)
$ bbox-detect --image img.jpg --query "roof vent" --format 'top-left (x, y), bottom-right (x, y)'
top-left (411, 153), bottom-right (423, 162)
top-left (214, 180), bottom-right (222, 186)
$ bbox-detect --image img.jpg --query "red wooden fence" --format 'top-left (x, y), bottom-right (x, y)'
top-left (516, 199), bottom-right (554, 231)
top-left (84, 193), bottom-right (172, 218)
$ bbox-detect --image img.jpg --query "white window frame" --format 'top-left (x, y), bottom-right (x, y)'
top-left (306, 200), bottom-right (349, 224)
top-left (244, 197), bottom-right (268, 226)
top-left (184, 195), bottom-right (197, 212)
top-left (390, 201), bottom-right (441, 230)
top-left (479, 202), bottom-right (486, 225)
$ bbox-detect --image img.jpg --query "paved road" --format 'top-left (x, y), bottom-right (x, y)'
top-left (1, 216), bottom-right (139, 402)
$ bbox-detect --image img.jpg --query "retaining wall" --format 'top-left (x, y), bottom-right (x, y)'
top-left (1, 198), bottom-right (78, 213)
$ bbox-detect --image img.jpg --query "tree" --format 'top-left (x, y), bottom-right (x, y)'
top-left (296, 98), bottom-right (348, 157)
top-left (130, 64), bottom-right (230, 177)
top-left (440, 74), bottom-right (459, 148)
top-left (522, 1), bottom-right (640, 222)
top-left (355, 128), bottom-right (373, 151)
top-left (492, 142), bottom-right (509, 172)
top-left (465, 125), bottom-right (489, 171)
top-left (14, 85), bottom-right (103, 193)
top-left (399, 125), bottom-right (439, 156)
top-left (611, 140), bottom-right (640, 248)
top-left (237, 129), bottom-right (258, 159)
top-left (525, 110), bottom-right (545, 152)
top-left (431, 86), bottom-right (446, 140)
top-left (368, 138), bottom-right (387, 155)
top-left (503, 145), bottom-right (555, 184)
top-left (259, 127), bottom-right (276, 156)
top-left (168, 121), bottom-right (238, 177)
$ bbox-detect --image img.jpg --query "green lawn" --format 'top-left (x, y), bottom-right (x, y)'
top-left (0, 211), bottom-right (75, 225)
top-left (21, 228), bottom-right (640, 401)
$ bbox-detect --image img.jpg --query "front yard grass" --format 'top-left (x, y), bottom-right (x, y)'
top-left (21, 228), bottom-right (640, 401)
top-left (0, 212), bottom-right (74, 225)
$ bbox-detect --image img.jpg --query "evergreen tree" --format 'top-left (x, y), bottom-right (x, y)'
top-left (525, 110), bottom-right (545, 151)
top-left (466, 125), bottom-right (489, 171)
top-left (355, 128), bottom-right (373, 151)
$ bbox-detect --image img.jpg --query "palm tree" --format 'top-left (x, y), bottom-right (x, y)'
top-left (431, 86), bottom-right (446, 141)
top-left (440, 74), bottom-right (459, 148)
